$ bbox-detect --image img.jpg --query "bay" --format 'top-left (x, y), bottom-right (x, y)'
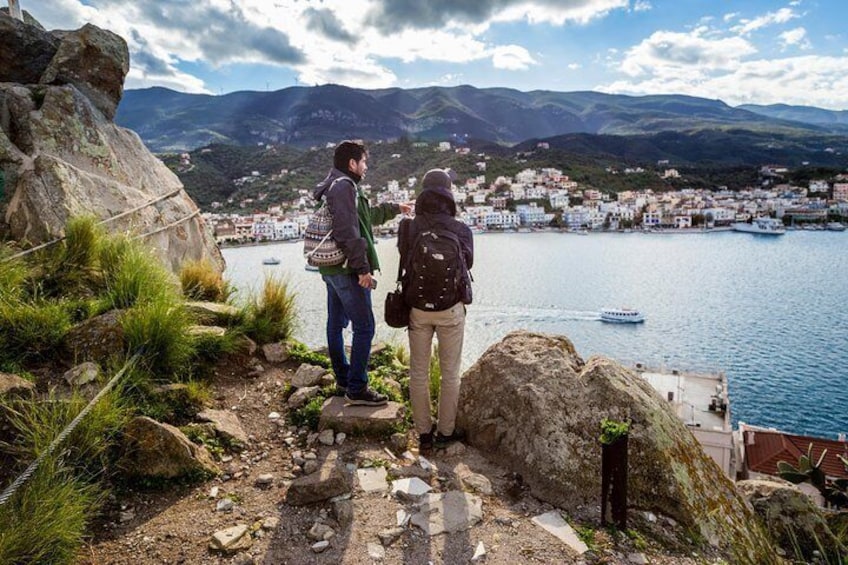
top-left (222, 230), bottom-right (848, 438)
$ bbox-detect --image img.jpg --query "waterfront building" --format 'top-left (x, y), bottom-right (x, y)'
top-left (833, 183), bottom-right (848, 202)
top-left (737, 423), bottom-right (848, 506)
top-left (635, 365), bottom-right (735, 478)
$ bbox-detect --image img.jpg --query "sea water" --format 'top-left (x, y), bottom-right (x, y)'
top-left (223, 230), bottom-right (848, 438)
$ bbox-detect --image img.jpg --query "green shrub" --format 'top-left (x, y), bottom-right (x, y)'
top-left (120, 299), bottom-right (195, 375)
top-left (179, 259), bottom-right (232, 302)
top-left (288, 341), bottom-right (330, 368)
top-left (600, 418), bottom-right (630, 445)
top-left (0, 300), bottom-right (71, 363)
top-left (0, 459), bottom-right (99, 565)
top-left (289, 395), bottom-right (325, 429)
top-left (242, 275), bottom-right (297, 344)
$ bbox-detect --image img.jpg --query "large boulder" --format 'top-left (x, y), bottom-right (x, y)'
top-left (737, 479), bottom-right (846, 562)
top-left (457, 331), bottom-right (777, 563)
top-left (40, 24), bottom-right (129, 120)
top-left (0, 17), bottom-right (223, 275)
top-left (0, 12), bottom-right (57, 83)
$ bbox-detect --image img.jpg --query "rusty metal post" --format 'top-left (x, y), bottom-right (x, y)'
top-left (600, 434), bottom-right (628, 529)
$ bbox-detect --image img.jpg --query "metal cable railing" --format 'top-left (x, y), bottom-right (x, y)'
top-left (0, 352), bottom-right (141, 507)
top-left (2, 188), bottom-right (187, 262)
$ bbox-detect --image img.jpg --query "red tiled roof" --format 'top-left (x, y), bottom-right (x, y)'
top-left (744, 430), bottom-right (848, 478)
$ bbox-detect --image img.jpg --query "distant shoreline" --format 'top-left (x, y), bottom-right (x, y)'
top-left (218, 225), bottom-right (746, 249)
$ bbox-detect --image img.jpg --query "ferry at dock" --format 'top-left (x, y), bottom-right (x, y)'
top-left (731, 217), bottom-right (786, 235)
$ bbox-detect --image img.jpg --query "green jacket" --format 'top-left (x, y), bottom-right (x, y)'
top-left (314, 170), bottom-right (399, 276)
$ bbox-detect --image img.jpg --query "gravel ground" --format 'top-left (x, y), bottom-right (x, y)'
top-left (78, 354), bottom-right (726, 565)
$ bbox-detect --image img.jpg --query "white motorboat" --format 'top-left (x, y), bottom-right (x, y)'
top-left (827, 222), bottom-right (846, 232)
top-left (731, 217), bottom-right (785, 235)
top-left (262, 257), bottom-right (281, 265)
top-left (600, 307), bottom-right (645, 323)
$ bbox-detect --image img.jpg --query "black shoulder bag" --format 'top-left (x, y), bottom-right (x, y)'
top-left (384, 220), bottom-right (411, 328)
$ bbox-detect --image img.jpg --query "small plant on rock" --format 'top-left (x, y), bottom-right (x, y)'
top-left (778, 443), bottom-right (848, 509)
top-left (599, 418), bottom-right (630, 445)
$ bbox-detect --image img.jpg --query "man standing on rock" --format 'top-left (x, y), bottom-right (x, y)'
top-left (313, 140), bottom-right (411, 406)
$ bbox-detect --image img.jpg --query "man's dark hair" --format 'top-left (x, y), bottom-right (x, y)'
top-left (333, 140), bottom-right (367, 172)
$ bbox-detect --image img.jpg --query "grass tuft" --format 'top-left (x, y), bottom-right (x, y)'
top-left (120, 299), bottom-right (195, 376)
top-left (0, 459), bottom-right (100, 565)
top-left (179, 259), bottom-right (232, 302)
top-left (1, 389), bottom-right (129, 480)
top-left (0, 245), bottom-right (29, 303)
top-left (0, 300), bottom-right (71, 364)
top-left (242, 275), bottom-right (297, 345)
top-left (101, 242), bottom-right (179, 311)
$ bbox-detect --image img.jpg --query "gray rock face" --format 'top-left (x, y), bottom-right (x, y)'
top-left (456, 330), bottom-right (777, 563)
top-left (0, 19), bottom-right (223, 275)
top-left (0, 14), bottom-right (58, 83)
top-left (737, 479), bottom-right (846, 562)
top-left (62, 309), bottom-right (125, 362)
top-left (119, 416), bottom-right (219, 479)
top-left (41, 24), bottom-right (129, 120)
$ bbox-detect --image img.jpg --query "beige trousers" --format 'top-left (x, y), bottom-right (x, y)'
top-left (408, 302), bottom-right (466, 436)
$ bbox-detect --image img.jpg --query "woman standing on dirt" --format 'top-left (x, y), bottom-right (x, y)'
top-left (397, 169), bottom-right (473, 453)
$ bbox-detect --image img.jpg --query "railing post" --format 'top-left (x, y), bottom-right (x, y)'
top-left (8, 0), bottom-right (23, 21)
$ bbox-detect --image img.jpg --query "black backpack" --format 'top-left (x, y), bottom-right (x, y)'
top-left (404, 220), bottom-right (472, 312)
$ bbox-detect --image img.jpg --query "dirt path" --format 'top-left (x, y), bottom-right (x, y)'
top-left (79, 356), bottom-right (711, 565)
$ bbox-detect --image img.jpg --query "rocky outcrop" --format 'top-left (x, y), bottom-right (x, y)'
top-left (118, 416), bottom-right (219, 479)
top-left (0, 13), bottom-right (223, 274)
top-left (738, 479), bottom-right (847, 562)
top-left (457, 331), bottom-right (778, 563)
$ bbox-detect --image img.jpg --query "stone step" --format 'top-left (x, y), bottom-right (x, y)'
top-left (318, 396), bottom-right (405, 436)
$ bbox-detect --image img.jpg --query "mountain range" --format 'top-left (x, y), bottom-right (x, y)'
top-left (116, 85), bottom-right (848, 155)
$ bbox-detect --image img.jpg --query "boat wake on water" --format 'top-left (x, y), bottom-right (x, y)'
top-left (473, 305), bottom-right (601, 323)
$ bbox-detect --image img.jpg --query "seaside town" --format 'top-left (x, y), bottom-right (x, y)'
top-left (199, 144), bottom-right (848, 244)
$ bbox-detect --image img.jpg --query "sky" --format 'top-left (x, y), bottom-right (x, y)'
top-left (26, 0), bottom-right (848, 110)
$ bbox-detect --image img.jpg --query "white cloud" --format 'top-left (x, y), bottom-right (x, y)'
top-left (779, 27), bottom-right (812, 50)
top-left (493, 0), bottom-right (629, 26)
top-left (619, 28), bottom-right (756, 77)
top-left (600, 55), bottom-right (848, 110)
top-left (491, 45), bottom-right (537, 70)
top-left (567, 63), bottom-right (582, 70)
top-left (632, 1), bottom-right (652, 13)
top-left (732, 8), bottom-right (799, 36)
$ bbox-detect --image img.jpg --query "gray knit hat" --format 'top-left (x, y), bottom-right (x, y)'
top-left (417, 168), bottom-right (457, 216)
top-left (422, 168), bottom-right (453, 192)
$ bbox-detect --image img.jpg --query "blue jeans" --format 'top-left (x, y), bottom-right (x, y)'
top-left (322, 273), bottom-right (375, 394)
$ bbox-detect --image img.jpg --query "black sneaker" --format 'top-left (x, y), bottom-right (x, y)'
top-left (344, 388), bottom-right (388, 406)
top-left (333, 386), bottom-right (347, 397)
top-left (419, 425), bottom-right (436, 453)
top-left (434, 430), bottom-right (465, 449)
